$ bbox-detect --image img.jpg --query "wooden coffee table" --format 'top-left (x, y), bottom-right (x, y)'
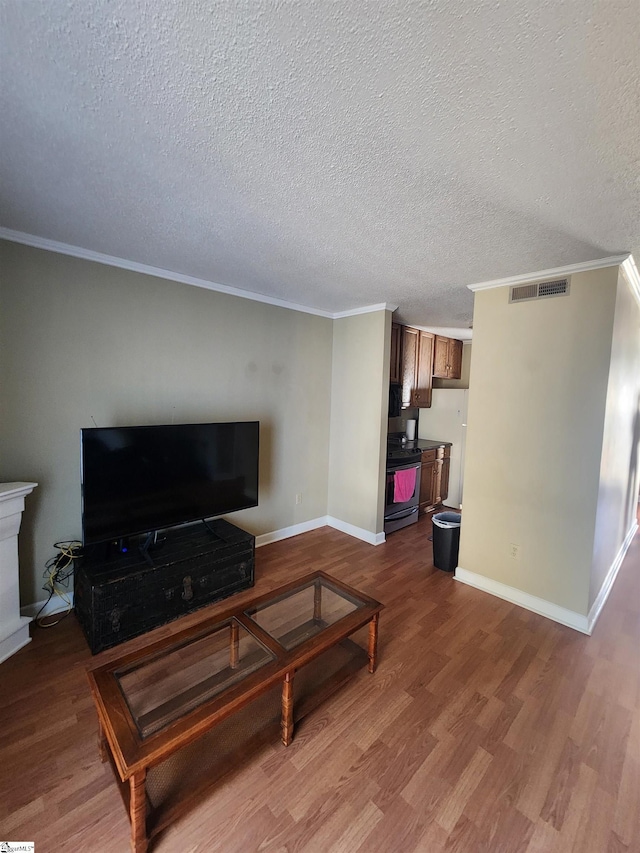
top-left (87, 571), bottom-right (382, 853)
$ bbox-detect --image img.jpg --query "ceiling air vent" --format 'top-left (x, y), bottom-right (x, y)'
top-left (509, 278), bottom-right (570, 304)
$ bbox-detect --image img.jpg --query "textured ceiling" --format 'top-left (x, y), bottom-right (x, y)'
top-left (1, 1), bottom-right (639, 331)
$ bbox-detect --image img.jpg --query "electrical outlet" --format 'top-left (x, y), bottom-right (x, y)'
top-left (295, 493), bottom-right (302, 505)
top-left (509, 543), bottom-right (520, 560)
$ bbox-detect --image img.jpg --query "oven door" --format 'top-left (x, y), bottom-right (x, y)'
top-left (384, 461), bottom-right (421, 533)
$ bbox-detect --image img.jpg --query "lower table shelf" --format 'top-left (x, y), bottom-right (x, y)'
top-left (145, 637), bottom-right (368, 842)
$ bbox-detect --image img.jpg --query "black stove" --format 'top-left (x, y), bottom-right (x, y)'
top-left (385, 436), bottom-right (422, 533)
top-left (386, 436), bottom-right (422, 467)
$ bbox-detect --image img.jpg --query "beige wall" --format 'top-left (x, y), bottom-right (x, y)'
top-left (327, 310), bottom-right (391, 535)
top-left (591, 267), bottom-right (640, 606)
top-left (0, 241), bottom-right (334, 605)
top-left (458, 268), bottom-right (619, 616)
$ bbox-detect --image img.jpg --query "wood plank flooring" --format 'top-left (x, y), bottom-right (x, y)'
top-left (1, 511), bottom-right (639, 852)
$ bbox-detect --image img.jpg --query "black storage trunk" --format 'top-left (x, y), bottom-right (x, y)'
top-left (74, 519), bottom-right (255, 654)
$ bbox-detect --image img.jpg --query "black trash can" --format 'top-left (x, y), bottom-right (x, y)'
top-left (432, 512), bottom-right (461, 572)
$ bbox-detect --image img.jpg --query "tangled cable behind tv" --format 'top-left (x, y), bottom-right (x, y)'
top-left (36, 540), bottom-right (82, 628)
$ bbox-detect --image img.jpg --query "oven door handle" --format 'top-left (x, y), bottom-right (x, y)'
top-left (387, 461), bottom-right (421, 473)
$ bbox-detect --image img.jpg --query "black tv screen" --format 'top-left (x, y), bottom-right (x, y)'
top-left (80, 422), bottom-right (259, 546)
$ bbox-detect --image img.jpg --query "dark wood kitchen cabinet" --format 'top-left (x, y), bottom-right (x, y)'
top-left (390, 322), bottom-right (402, 384)
top-left (419, 444), bottom-right (451, 514)
top-left (440, 453), bottom-right (450, 504)
top-left (419, 450), bottom-right (438, 513)
top-left (401, 327), bottom-right (434, 407)
top-left (433, 336), bottom-right (463, 380)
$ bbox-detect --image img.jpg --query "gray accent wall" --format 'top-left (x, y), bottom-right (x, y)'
top-left (0, 241), bottom-right (334, 605)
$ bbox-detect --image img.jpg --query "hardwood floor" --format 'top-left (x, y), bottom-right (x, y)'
top-left (1, 511), bottom-right (639, 852)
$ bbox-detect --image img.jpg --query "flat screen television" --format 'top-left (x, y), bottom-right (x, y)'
top-left (80, 421), bottom-right (259, 547)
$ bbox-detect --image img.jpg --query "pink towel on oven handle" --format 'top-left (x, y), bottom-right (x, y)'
top-left (393, 467), bottom-right (417, 503)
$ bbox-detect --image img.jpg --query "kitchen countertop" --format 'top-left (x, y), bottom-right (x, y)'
top-left (401, 438), bottom-right (452, 450)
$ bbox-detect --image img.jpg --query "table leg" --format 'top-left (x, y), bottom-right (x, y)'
top-left (313, 581), bottom-right (322, 622)
top-left (98, 720), bottom-right (109, 763)
top-left (368, 613), bottom-right (379, 674)
top-left (230, 620), bottom-right (239, 669)
top-left (129, 770), bottom-right (148, 853)
top-left (281, 671), bottom-right (294, 746)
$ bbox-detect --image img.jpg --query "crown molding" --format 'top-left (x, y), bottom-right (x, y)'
top-left (0, 227), bottom-right (397, 320)
top-left (333, 302), bottom-right (398, 318)
top-left (0, 227), bottom-right (341, 319)
top-left (411, 325), bottom-right (473, 341)
top-left (467, 254), bottom-right (630, 293)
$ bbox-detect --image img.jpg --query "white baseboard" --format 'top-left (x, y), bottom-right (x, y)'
top-left (0, 617), bottom-right (32, 664)
top-left (326, 516), bottom-right (386, 546)
top-left (21, 592), bottom-right (75, 621)
top-left (454, 567), bottom-right (590, 634)
top-left (256, 516), bottom-right (385, 548)
top-left (255, 517), bottom-right (327, 548)
top-left (455, 519), bottom-right (638, 636)
top-left (587, 519), bottom-right (638, 633)
top-left (16, 519), bottom-right (637, 639)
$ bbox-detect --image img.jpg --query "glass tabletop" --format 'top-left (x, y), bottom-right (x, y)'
top-left (115, 619), bottom-right (275, 739)
top-left (110, 575), bottom-right (373, 741)
top-left (244, 576), bottom-right (366, 651)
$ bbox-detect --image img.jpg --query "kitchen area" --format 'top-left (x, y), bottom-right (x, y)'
top-left (385, 322), bottom-right (470, 536)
